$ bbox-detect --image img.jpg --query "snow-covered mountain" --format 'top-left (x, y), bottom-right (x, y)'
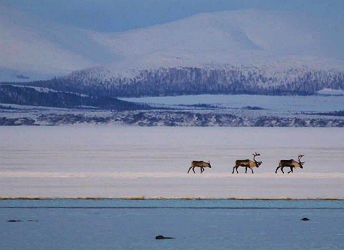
top-left (61, 9), bottom-right (344, 96)
top-left (1, 3), bottom-right (344, 96)
top-left (0, 4), bottom-right (118, 81)
top-left (90, 9), bottom-right (344, 70)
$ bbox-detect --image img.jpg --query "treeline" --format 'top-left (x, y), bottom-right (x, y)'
top-left (0, 84), bottom-right (148, 110)
top-left (54, 66), bottom-right (344, 97)
top-left (4, 66), bottom-right (344, 98)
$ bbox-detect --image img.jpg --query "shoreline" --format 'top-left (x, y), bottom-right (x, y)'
top-left (1, 197), bottom-right (343, 201)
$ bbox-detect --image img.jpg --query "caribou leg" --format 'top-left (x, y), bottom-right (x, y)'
top-left (201, 167), bottom-right (204, 173)
top-left (288, 167), bottom-right (294, 174)
top-left (250, 168), bottom-right (254, 174)
top-left (187, 166), bottom-right (192, 173)
top-left (192, 167), bottom-right (196, 173)
top-left (232, 165), bottom-right (239, 174)
top-left (245, 167), bottom-right (248, 173)
top-left (275, 166), bottom-right (280, 173)
top-left (281, 167), bottom-right (285, 174)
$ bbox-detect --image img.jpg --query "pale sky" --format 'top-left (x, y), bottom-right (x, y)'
top-left (3, 0), bottom-right (344, 32)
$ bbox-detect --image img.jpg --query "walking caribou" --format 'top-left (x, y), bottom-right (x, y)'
top-left (275, 154), bottom-right (305, 174)
top-left (232, 153), bottom-right (262, 174)
top-left (187, 161), bottom-right (212, 174)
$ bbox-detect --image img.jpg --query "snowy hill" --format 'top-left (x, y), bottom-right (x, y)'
top-left (0, 4), bottom-right (117, 81)
top-left (16, 65), bottom-right (342, 97)
top-left (91, 9), bottom-right (344, 70)
top-left (0, 84), bottom-right (146, 110)
top-left (1, 4), bottom-right (344, 96)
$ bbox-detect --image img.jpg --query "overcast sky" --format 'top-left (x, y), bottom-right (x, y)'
top-left (3, 0), bottom-right (344, 32)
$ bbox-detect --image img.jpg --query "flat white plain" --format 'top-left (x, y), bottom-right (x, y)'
top-left (1, 126), bottom-right (343, 198)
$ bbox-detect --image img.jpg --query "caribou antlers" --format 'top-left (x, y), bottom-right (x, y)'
top-left (298, 154), bottom-right (305, 165)
top-left (253, 152), bottom-right (260, 161)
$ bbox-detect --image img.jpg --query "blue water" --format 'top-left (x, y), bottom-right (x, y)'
top-left (1, 199), bottom-right (344, 209)
top-left (1, 200), bottom-right (343, 250)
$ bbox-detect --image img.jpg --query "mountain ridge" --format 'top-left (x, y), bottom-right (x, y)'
top-left (1, 5), bottom-right (344, 82)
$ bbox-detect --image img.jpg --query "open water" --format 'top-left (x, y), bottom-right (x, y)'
top-left (0, 199), bottom-right (343, 250)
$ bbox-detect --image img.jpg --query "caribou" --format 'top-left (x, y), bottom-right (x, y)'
top-left (187, 161), bottom-right (212, 174)
top-left (275, 154), bottom-right (305, 174)
top-left (232, 152), bottom-right (262, 174)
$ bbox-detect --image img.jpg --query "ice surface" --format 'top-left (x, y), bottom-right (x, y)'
top-left (0, 126), bottom-right (343, 198)
top-left (121, 94), bottom-right (344, 113)
top-left (317, 88), bottom-right (344, 96)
